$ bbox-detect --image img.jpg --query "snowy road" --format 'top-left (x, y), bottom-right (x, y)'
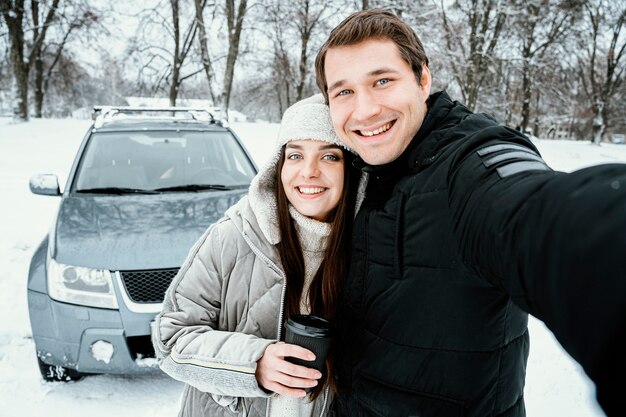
top-left (1, 117), bottom-right (621, 417)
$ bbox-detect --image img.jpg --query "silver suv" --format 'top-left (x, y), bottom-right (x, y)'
top-left (27, 107), bottom-right (257, 381)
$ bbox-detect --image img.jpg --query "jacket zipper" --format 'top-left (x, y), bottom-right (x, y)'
top-left (241, 230), bottom-right (329, 417)
top-left (239, 231), bottom-right (287, 339)
top-left (244, 237), bottom-right (287, 341)
top-left (239, 231), bottom-right (287, 417)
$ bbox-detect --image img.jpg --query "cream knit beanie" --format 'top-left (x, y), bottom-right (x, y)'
top-left (275, 93), bottom-right (347, 152)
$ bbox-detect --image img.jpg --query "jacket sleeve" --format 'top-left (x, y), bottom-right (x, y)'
top-left (152, 219), bottom-right (275, 402)
top-left (447, 133), bottom-right (626, 414)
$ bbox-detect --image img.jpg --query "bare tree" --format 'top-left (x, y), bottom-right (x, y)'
top-left (169, 0), bottom-right (200, 106)
top-left (258, 0), bottom-right (340, 116)
top-left (0, 17), bottom-right (10, 103)
top-left (513, 0), bottom-right (578, 134)
top-left (0, 0), bottom-right (60, 120)
top-left (43, 47), bottom-right (107, 116)
top-left (192, 0), bottom-right (249, 113)
top-left (220, 0), bottom-right (248, 113)
top-left (129, 1), bottom-right (200, 106)
top-left (194, 0), bottom-right (218, 105)
top-left (294, 0), bottom-right (331, 100)
top-left (577, 0), bottom-right (625, 145)
top-left (260, 0), bottom-right (296, 115)
top-left (270, 11), bottom-right (294, 114)
top-left (440, 0), bottom-right (508, 111)
top-left (1, 0), bottom-right (28, 119)
top-left (33, 1), bottom-right (99, 117)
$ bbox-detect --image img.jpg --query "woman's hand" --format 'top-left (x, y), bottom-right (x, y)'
top-left (256, 342), bottom-right (322, 397)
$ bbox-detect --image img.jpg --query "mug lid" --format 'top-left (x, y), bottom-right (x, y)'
top-left (286, 314), bottom-right (331, 338)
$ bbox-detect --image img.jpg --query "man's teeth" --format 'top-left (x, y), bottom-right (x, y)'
top-left (298, 187), bottom-right (325, 195)
top-left (360, 122), bottom-right (392, 137)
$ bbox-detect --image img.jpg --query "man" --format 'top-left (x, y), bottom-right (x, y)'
top-left (314, 8), bottom-right (626, 417)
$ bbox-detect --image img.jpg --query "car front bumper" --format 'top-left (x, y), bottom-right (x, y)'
top-left (28, 288), bottom-right (160, 374)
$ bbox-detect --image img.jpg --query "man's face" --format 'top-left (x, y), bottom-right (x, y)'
top-left (324, 39), bottom-right (431, 166)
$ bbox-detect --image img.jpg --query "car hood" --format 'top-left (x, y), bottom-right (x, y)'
top-left (52, 190), bottom-right (247, 270)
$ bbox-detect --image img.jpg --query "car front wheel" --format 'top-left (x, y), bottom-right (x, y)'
top-left (37, 356), bottom-right (86, 382)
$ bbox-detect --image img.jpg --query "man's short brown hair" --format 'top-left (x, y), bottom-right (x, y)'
top-left (315, 8), bottom-right (429, 103)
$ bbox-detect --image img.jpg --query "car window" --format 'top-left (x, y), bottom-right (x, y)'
top-left (74, 130), bottom-right (256, 191)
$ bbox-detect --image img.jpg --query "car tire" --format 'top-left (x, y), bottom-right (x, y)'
top-left (37, 356), bottom-right (86, 382)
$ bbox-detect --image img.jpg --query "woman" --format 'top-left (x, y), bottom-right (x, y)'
top-left (152, 94), bottom-right (364, 417)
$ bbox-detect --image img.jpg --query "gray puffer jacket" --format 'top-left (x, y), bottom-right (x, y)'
top-left (152, 150), bottom-right (334, 416)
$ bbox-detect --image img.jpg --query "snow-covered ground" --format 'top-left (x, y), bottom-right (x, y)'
top-left (2, 117), bottom-right (623, 417)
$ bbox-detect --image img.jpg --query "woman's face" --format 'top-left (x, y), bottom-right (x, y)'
top-left (280, 140), bottom-right (345, 222)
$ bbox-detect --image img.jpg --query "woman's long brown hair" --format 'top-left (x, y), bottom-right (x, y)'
top-left (275, 144), bottom-right (359, 398)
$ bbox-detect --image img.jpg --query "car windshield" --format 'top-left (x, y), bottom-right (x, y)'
top-left (74, 130), bottom-right (256, 192)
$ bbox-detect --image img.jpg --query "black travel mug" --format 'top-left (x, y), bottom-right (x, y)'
top-left (284, 315), bottom-right (332, 391)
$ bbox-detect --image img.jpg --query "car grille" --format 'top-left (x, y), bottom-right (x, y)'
top-left (119, 268), bottom-right (179, 303)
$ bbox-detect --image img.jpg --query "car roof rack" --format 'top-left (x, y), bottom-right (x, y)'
top-left (91, 106), bottom-right (224, 128)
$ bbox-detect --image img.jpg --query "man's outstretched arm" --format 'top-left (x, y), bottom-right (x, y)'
top-left (448, 138), bottom-right (626, 415)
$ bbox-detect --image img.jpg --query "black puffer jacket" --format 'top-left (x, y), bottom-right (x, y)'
top-left (335, 91), bottom-right (626, 417)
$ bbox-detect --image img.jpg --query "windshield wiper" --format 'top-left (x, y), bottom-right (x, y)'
top-left (153, 184), bottom-right (235, 192)
top-left (76, 187), bottom-right (158, 195)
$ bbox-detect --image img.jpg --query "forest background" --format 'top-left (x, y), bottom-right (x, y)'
top-left (1, 0), bottom-right (625, 145)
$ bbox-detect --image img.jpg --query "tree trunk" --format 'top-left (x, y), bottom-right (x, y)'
top-left (169, 0), bottom-right (181, 107)
top-left (32, 0), bottom-right (43, 118)
top-left (296, 1), bottom-right (310, 101)
top-left (520, 60), bottom-right (531, 134)
top-left (1, 0), bottom-right (28, 120)
top-left (532, 91), bottom-right (540, 137)
top-left (194, 0), bottom-right (218, 105)
top-left (34, 51), bottom-right (44, 117)
top-left (11, 40), bottom-right (29, 121)
top-left (503, 69), bottom-right (512, 126)
top-left (592, 96), bottom-right (605, 145)
top-left (221, 0), bottom-right (248, 114)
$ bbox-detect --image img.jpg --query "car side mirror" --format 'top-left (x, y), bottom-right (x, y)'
top-left (29, 174), bottom-right (61, 196)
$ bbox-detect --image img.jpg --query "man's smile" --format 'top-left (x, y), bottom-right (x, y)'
top-left (355, 120), bottom-right (395, 137)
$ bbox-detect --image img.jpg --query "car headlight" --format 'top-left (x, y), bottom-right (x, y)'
top-left (47, 259), bottom-right (118, 309)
